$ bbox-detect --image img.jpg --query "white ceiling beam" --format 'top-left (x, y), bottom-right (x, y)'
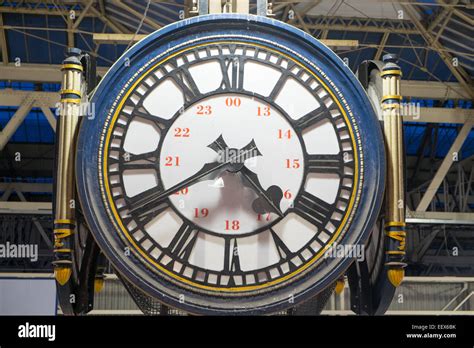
top-left (0, 183), bottom-right (52, 193)
top-left (0, 7), bottom-right (93, 17)
top-left (14, 191), bottom-right (53, 247)
top-left (111, 0), bottom-right (161, 31)
top-left (0, 89), bottom-right (59, 108)
top-left (0, 63), bottom-right (108, 83)
top-left (403, 107), bottom-right (474, 124)
top-left (88, 5), bottom-right (126, 34)
top-left (0, 201), bottom-right (52, 214)
top-left (0, 96), bottom-right (35, 150)
top-left (0, 14), bottom-right (8, 65)
top-left (407, 210), bottom-right (474, 225)
top-left (72, 0), bottom-right (95, 30)
top-left (401, 4), bottom-right (474, 99)
top-left (92, 32), bottom-right (358, 48)
top-left (374, 32), bottom-right (389, 60)
top-left (401, 80), bottom-right (471, 100)
top-left (39, 104), bottom-right (57, 131)
top-left (1, 66), bottom-right (470, 103)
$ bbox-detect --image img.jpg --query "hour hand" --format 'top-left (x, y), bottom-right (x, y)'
top-left (207, 134), bottom-right (229, 153)
top-left (207, 135), bottom-right (262, 163)
top-left (240, 166), bottom-right (284, 217)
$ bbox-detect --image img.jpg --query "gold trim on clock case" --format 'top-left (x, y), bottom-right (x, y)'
top-left (101, 40), bottom-right (361, 292)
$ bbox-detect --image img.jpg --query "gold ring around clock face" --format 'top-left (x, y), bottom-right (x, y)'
top-left (99, 40), bottom-right (362, 294)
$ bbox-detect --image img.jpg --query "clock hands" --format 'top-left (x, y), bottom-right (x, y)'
top-left (207, 136), bottom-right (284, 217)
top-left (129, 136), bottom-right (261, 217)
top-left (240, 166), bottom-right (284, 217)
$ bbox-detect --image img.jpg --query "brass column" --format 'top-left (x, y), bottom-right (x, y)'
top-left (53, 48), bottom-right (83, 286)
top-left (381, 54), bottom-right (406, 287)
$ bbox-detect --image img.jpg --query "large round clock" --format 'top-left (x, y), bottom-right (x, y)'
top-left (76, 14), bottom-right (385, 315)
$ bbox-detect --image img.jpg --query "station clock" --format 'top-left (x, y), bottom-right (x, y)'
top-left (76, 14), bottom-right (385, 314)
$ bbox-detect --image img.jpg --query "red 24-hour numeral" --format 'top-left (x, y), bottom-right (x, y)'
top-left (285, 159), bottom-right (300, 169)
top-left (257, 106), bottom-right (271, 117)
top-left (196, 105), bottom-right (212, 115)
top-left (194, 208), bottom-right (209, 218)
top-left (225, 97), bottom-right (241, 107)
top-left (278, 129), bottom-right (292, 139)
top-left (174, 127), bottom-right (190, 137)
top-left (174, 188), bottom-right (189, 195)
top-left (257, 213), bottom-right (271, 221)
top-left (225, 220), bottom-right (240, 230)
top-left (165, 156), bottom-right (180, 166)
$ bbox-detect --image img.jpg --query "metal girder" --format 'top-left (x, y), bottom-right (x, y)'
top-left (111, 0), bottom-right (161, 31)
top-left (92, 33), bottom-right (147, 43)
top-left (0, 6), bottom-right (92, 17)
top-left (0, 96), bottom-right (35, 151)
top-left (67, 17), bottom-right (74, 48)
top-left (0, 201), bottom-right (52, 214)
top-left (401, 80), bottom-right (471, 100)
top-left (0, 89), bottom-right (59, 108)
top-left (416, 119), bottom-right (474, 212)
top-left (423, 256), bottom-right (474, 266)
top-left (0, 14), bottom-right (8, 65)
top-left (407, 211), bottom-right (474, 225)
top-left (0, 183), bottom-right (52, 193)
top-left (403, 107), bottom-right (474, 124)
top-left (374, 32), bottom-right (389, 60)
top-left (92, 32), bottom-right (358, 48)
top-left (88, 4), bottom-right (126, 34)
top-left (39, 104), bottom-right (57, 131)
top-left (288, 2), bottom-right (319, 34)
top-left (427, 5), bottom-right (453, 32)
top-left (14, 190), bottom-right (53, 247)
top-left (452, 9), bottom-right (474, 26)
top-left (0, 63), bottom-right (108, 83)
top-left (293, 16), bottom-right (419, 34)
top-left (72, 0), bottom-right (95, 30)
top-left (401, 4), bottom-right (474, 99)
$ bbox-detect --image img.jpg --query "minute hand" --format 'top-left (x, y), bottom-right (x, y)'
top-left (129, 145), bottom-right (258, 216)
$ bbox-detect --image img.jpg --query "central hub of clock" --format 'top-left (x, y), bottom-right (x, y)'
top-left (224, 148), bottom-right (248, 172)
top-left (158, 93), bottom-right (305, 236)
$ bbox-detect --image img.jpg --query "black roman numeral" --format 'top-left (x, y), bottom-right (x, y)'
top-left (166, 223), bottom-right (198, 263)
top-left (294, 106), bottom-right (329, 130)
top-left (270, 229), bottom-right (293, 261)
top-left (110, 149), bottom-right (158, 170)
top-left (293, 191), bottom-right (336, 229)
top-left (133, 106), bottom-right (171, 130)
top-left (219, 56), bottom-right (244, 91)
top-left (307, 154), bottom-right (344, 174)
top-left (223, 238), bottom-right (241, 274)
top-left (168, 62), bottom-right (200, 103)
top-left (269, 72), bottom-right (290, 101)
top-left (125, 186), bottom-right (168, 220)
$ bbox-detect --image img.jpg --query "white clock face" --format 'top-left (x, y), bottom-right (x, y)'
top-left (103, 41), bottom-right (358, 292)
top-left (159, 93), bottom-right (304, 235)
